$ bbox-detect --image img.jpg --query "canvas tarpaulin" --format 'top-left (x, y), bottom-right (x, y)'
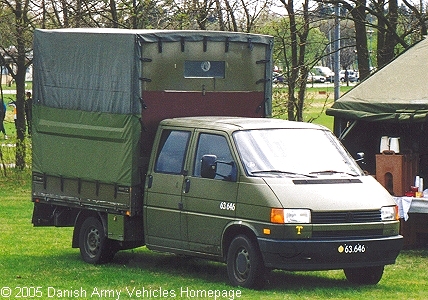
top-left (32, 29), bottom-right (141, 114)
top-left (31, 28), bottom-right (273, 185)
top-left (32, 28), bottom-right (273, 113)
top-left (32, 29), bottom-right (145, 186)
top-left (32, 105), bottom-right (141, 186)
top-left (326, 37), bottom-right (428, 123)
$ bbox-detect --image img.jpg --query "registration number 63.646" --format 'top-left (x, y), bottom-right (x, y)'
top-left (337, 243), bottom-right (366, 254)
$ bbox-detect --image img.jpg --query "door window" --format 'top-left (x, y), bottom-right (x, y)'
top-left (155, 130), bottom-right (190, 174)
top-left (194, 133), bottom-right (233, 179)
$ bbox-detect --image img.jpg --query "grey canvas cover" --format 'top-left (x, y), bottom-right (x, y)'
top-left (33, 29), bottom-right (141, 114)
top-left (326, 37), bottom-right (428, 123)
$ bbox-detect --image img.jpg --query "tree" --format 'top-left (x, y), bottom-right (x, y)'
top-left (263, 0), bottom-right (327, 121)
top-left (315, 0), bottom-right (371, 81)
top-left (349, 0), bottom-right (370, 80)
top-left (0, 0), bottom-right (34, 170)
top-left (318, 0), bottom-right (428, 78)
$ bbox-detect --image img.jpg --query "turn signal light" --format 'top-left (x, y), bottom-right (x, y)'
top-left (271, 208), bottom-right (284, 224)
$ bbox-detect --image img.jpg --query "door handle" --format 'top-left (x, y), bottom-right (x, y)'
top-left (147, 175), bottom-right (153, 188)
top-left (184, 178), bottom-right (190, 193)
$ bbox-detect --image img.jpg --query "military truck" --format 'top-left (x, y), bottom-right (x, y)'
top-left (31, 29), bottom-right (402, 289)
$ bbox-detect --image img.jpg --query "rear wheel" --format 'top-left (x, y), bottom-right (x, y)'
top-left (344, 266), bottom-right (384, 285)
top-left (79, 217), bottom-right (115, 264)
top-left (226, 234), bottom-right (265, 289)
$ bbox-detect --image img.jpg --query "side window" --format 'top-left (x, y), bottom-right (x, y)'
top-left (155, 130), bottom-right (190, 174)
top-left (194, 133), bottom-right (233, 179)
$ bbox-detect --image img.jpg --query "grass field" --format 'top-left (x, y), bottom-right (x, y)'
top-left (1, 83), bottom-right (428, 299)
top-left (271, 84), bottom-right (355, 131)
top-left (1, 172), bottom-right (428, 299)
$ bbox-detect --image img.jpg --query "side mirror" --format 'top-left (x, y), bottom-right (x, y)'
top-left (201, 155), bottom-right (217, 179)
top-left (200, 154), bottom-right (238, 182)
top-left (355, 152), bottom-right (365, 162)
top-left (355, 152), bottom-right (366, 167)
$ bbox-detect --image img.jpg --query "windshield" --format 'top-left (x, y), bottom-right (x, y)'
top-left (233, 128), bottom-right (363, 177)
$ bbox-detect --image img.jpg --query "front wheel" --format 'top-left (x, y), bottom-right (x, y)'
top-left (78, 217), bottom-right (115, 264)
top-left (344, 265), bottom-right (384, 285)
top-left (226, 235), bottom-right (265, 289)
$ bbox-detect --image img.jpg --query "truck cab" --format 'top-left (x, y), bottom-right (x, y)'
top-left (144, 117), bottom-right (402, 288)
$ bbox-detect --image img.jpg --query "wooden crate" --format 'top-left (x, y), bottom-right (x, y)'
top-left (376, 153), bottom-right (419, 196)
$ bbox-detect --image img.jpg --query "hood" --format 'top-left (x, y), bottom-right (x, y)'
top-left (263, 175), bottom-right (394, 211)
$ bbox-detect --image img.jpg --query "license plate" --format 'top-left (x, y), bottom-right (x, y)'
top-left (337, 243), bottom-right (366, 254)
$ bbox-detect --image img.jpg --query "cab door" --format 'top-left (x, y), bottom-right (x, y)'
top-left (182, 131), bottom-right (239, 255)
top-left (144, 129), bottom-right (191, 250)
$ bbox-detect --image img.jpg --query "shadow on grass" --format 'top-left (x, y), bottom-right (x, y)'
top-left (109, 248), bottom-right (353, 291)
top-left (114, 250), bottom-right (228, 284)
top-left (3, 247), bottom-right (388, 293)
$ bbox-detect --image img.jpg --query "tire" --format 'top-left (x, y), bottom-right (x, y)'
top-left (78, 217), bottom-right (115, 264)
top-left (344, 265), bottom-right (384, 285)
top-left (226, 234), bottom-right (265, 289)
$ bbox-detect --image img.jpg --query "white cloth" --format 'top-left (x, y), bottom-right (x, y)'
top-left (394, 196), bottom-right (428, 221)
top-left (393, 197), bottom-right (413, 221)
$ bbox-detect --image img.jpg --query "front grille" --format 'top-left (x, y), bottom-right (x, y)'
top-left (311, 210), bottom-right (381, 224)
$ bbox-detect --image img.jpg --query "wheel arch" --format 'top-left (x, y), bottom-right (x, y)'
top-left (221, 222), bottom-right (260, 261)
top-left (72, 210), bottom-right (107, 248)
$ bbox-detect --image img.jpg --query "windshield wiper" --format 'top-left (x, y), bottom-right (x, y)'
top-left (309, 170), bottom-right (358, 177)
top-left (250, 170), bottom-right (316, 178)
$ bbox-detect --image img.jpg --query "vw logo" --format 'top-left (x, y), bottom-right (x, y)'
top-left (345, 212), bottom-right (354, 222)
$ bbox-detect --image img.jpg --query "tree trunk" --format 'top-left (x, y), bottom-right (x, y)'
top-left (377, 0), bottom-right (398, 67)
top-left (296, 0), bottom-right (310, 122)
top-left (284, 0), bottom-right (299, 121)
top-left (109, 0), bottom-right (119, 28)
top-left (350, 0), bottom-right (370, 80)
top-left (7, 0), bottom-right (28, 170)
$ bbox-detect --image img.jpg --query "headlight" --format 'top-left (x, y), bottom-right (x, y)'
top-left (381, 205), bottom-right (399, 221)
top-left (271, 208), bottom-right (311, 224)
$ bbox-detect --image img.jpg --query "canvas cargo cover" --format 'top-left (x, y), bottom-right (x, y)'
top-left (326, 37), bottom-right (428, 122)
top-left (32, 105), bottom-right (141, 186)
top-left (32, 28), bottom-right (273, 186)
top-left (32, 29), bottom-right (142, 185)
top-left (33, 29), bottom-right (141, 114)
top-left (33, 28), bottom-right (273, 114)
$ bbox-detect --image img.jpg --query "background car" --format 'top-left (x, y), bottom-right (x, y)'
top-left (312, 66), bottom-right (334, 82)
top-left (339, 70), bottom-right (358, 82)
top-left (307, 72), bottom-right (326, 83)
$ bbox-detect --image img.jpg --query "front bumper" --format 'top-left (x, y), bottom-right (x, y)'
top-left (258, 235), bottom-right (403, 271)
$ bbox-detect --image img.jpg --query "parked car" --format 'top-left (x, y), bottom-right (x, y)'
top-left (339, 70), bottom-right (358, 82)
top-left (307, 72), bottom-right (326, 83)
top-left (312, 66), bottom-right (334, 81)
